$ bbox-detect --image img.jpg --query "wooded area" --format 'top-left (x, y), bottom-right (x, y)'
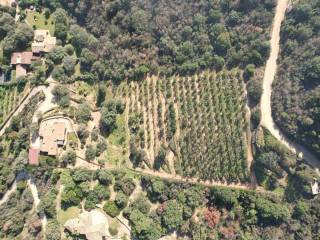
top-left (272, 0), bottom-right (320, 157)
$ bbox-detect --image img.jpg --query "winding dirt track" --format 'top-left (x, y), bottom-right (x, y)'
top-left (260, 0), bottom-right (320, 172)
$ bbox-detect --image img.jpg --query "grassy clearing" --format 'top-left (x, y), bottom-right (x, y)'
top-left (104, 144), bottom-right (127, 167)
top-left (57, 206), bottom-right (80, 225)
top-left (26, 10), bottom-right (55, 34)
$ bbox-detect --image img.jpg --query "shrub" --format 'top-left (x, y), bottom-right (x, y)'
top-left (95, 170), bottom-right (113, 185)
top-left (103, 201), bottom-right (121, 217)
top-left (115, 191), bottom-right (128, 209)
top-left (85, 145), bottom-right (96, 161)
top-left (114, 177), bottom-right (136, 196)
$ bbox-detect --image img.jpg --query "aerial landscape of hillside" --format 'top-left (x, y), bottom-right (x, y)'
top-left (0, 0), bottom-right (319, 239)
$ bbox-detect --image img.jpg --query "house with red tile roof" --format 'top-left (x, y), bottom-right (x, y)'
top-left (10, 52), bottom-right (34, 78)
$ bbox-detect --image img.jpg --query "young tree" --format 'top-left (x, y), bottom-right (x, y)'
top-left (53, 8), bottom-right (69, 42)
top-left (103, 200), bottom-right (121, 217)
top-left (76, 103), bottom-right (92, 124)
top-left (60, 150), bottom-right (77, 166)
top-left (51, 84), bottom-right (70, 107)
top-left (160, 200), bottom-right (183, 232)
top-left (77, 124), bottom-right (89, 145)
top-left (85, 145), bottom-right (96, 161)
top-left (115, 191), bottom-right (128, 209)
top-left (62, 56), bottom-right (77, 76)
top-left (95, 169), bottom-right (113, 185)
top-left (96, 140), bottom-right (107, 156)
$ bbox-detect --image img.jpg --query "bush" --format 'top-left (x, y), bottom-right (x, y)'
top-left (95, 170), bottom-right (113, 185)
top-left (76, 103), bottom-right (92, 124)
top-left (247, 78), bottom-right (262, 104)
top-left (114, 177), bottom-right (136, 196)
top-left (115, 191), bottom-right (128, 209)
top-left (103, 201), bottom-right (121, 217)
top-left (94, 184), bottom-right (110, 201)
top-left (130, 194), bottom-right (151, 214)
top-left (255, 197), bottom-right (290, 224)
top-left (161, 200), bottom-right (183, 232)
top-left (85, 145), bottom-right (96, 161)
top-left (84, 190), bottom-right (99, 210)
top-left (60, 150), bottom-right (76, 166)
top-left (244, 64), bottom-right (255, 80)
top-left (72, 169), bottom-right (92, 183)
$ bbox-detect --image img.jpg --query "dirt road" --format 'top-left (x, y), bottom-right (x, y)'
top-left (0, 180), bottom-right (17, 206)
top-left (260, 0), bottom-right (320, 172)
top-left (129, 168), bottom-right (273, 194)
top-left (27, 179), bottom-right (47, 235)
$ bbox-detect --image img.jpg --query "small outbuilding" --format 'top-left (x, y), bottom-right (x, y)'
top-left (28, 148), bottom-right (40, 165)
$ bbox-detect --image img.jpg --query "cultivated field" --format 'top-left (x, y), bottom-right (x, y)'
top-left (0, 84), bottom-right (26, 125)
top-left (127, 70), bottom-right (250, 183)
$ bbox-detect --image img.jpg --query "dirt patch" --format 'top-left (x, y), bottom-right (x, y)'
top-left (166, 150), bottom-right (176, 174)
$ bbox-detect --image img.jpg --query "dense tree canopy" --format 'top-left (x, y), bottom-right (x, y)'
top-left (35, 0), bottom-right (276, 83)
top-left (273, 0), bottom-right (320, 156)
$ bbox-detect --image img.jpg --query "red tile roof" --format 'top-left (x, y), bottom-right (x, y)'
top-left (29, 148), bottom-right (40, 165)
top-left (11, 52), bottom-right (33, 65)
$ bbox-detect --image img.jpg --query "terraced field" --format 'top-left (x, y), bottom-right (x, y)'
top-left (0, 84), bottom-right (27, 125)
top-left (127, 70), bottom-right (250, 183)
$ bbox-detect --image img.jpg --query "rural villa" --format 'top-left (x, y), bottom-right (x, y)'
top-left (39, 121), bottom-right (67, 156)
top-left (32, 30), bottom-right (56, 54)
top-left (28, 120), bottom-right (67, 165)
top-left (10, 29), bottom-right (56, 79)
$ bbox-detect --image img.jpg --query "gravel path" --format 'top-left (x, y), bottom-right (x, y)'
top-left (260, 0), bottom-right (320, 172)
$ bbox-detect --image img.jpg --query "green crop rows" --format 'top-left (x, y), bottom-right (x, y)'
top-left (128, 69), bottom-right (250, 183)
top-left (0, 85), bottom-right (26, 125)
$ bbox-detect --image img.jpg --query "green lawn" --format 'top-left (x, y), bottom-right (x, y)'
top-left (26, 11), bottom-right (55, 35)
top-left (57, 206), bottom-right (80, 225)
